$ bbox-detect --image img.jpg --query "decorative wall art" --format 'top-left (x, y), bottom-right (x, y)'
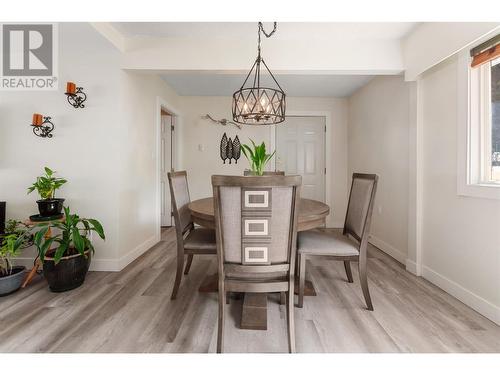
top-left (220, 133), bottom-right (241, 164)
top-left (233, 135), bottom-right (241, 163)
top-left (202, 114), bottom-right (242, 129)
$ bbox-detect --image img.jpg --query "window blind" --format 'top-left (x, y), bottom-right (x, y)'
top-left (471, 34), bottom-right (500, 68)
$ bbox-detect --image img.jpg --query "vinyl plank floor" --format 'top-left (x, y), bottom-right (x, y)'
top-left (1, 227), bottom-right (499, 353)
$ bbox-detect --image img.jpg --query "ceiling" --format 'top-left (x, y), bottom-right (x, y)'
top-left (112, 22), bottom-right (418, 41)
top-left (111, 22), bottom-right (417, 97)
top-left (160, 72), bottom-right (374, 97)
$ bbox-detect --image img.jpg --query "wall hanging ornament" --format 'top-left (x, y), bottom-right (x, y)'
top-left (226, 137), bottom-right (234, 164)
top-left (220, 133), bottom-right (242, 164)
top-left (232, 22), bottom-right (286, 125)
top-left (233, 135), bottom-right (241, 164)
top-left (31, 113), bottom-right (55, 138)
top-left (220, 133), bottom-right (229, 163)
top-left (202, 114), bottom-right (241, 129)
top-left (65, 81), bottom-right (87, 108)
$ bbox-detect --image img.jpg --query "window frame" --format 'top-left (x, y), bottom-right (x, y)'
top-left (457, 50), bottom-right (500, 200)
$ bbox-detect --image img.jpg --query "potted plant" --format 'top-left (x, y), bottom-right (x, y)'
top-left (33, 206), bottom-right (105, 292)
top-left (241, 139), bottom-right (276, 176)
top-left (27, 167), bottom-right (67, 217)
top-left (0, 220), bottom-right (32, 296)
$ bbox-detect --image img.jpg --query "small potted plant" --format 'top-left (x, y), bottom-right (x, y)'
top-left (33, 206), bottom-right (105, 292)
top-left (241, 139), bottom-right (276, 176)
top-left (0, 220), bottom-right (32, 296)
top-left (27, 167), bottom-right (67, 217)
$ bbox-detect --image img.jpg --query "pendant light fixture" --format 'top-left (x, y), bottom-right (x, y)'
top-left (232, 22), bottom-right (285, 125)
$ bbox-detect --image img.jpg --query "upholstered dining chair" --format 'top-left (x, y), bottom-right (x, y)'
top-left (212, 174), bottom-right (302, 353)
top-left (168, 171), bottom-right (216, 300)
top-left (297, 173), bottom-right (378, 310)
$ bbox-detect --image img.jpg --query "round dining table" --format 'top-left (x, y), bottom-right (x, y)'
top-left (188, 197), bottom-right (330, 232)
top-left (189, 197), bottom-right (330, 331)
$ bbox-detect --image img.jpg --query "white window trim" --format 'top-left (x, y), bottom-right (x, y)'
top-left (457, 51), bottom-right (500, 200)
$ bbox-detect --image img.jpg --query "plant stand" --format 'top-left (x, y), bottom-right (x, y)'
top-left (21, 216), bottom-right (65, 288)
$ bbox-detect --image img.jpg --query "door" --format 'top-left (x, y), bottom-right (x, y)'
top-left (161, 111), bottom-right (173, 226)
top-left (276, 116), bottom-right (326, 202)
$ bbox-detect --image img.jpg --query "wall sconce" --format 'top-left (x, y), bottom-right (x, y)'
top-left (31, 113), bottom-right (54, 138)
top-left (65, 81), bottom-right (87, 108)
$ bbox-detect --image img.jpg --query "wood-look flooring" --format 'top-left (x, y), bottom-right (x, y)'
top-left (1, 228), bottom-right (499, 353)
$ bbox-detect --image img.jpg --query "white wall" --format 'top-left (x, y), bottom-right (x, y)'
top-left (348, 76), bottom-right (410, 263)
top-left (0, 23), bottom-right (180, 271)
top-left (116, 72), bottom-right (181, 268)
top-left (1, 23), bottom-right (123, 268)
top-left (417, 56), bottom-right (500, 323)
top-left (178, 96), bottom-right (349, 227)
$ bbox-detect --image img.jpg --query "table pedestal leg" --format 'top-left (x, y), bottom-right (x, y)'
top-left (241, 293), bottom-right (267, 330)
top-left (198, 274), bottom-right (317, 331)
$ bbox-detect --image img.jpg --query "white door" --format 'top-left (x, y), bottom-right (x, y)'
top-left (276, 116), bottom-right (326, 202)
top-left (161, 112), bottom-right (173, 226)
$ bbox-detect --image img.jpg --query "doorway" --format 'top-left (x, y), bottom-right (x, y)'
top-left (275, 116), bottom-right (326, 202)
top-left (160, 109), bottom-right (174, 227)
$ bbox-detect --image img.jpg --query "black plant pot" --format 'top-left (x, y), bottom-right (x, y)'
top-left (43, 249), bottom-right (91, 292)
top-left (37, 198), bottom-right (65, 217)
top-left (0, 266), bottom-right (26, 296)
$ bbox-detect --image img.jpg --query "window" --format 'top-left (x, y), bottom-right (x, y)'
top-left (468, 38), bottom-right (500, 186)
top-left (491, 59), bottom-right (500, 181)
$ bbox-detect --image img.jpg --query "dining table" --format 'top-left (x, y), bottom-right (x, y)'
top-left (188, 197), bottom-right (330, 330)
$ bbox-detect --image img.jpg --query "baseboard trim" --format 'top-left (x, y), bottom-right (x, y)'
top-left (14, 234), bottom-right (160, 273)
top-left (116, 234), bottom-right (160, 271)
top-left (405, 259), bottom-right (419, 275)
top-left (422, 265), bottom-right (500, 325)
top-left (368, 235), bottom-right (406, 264)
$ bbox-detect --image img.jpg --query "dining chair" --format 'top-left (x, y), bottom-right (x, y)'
top-left (212, 174), bottom-right (302, 353)
top-left (168, 171), bottom-right (217, 300)
top-left (297, 173), bottom-right (378, 310)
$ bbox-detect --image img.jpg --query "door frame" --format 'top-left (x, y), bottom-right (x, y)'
top-left (270, 111), bottom-right (332, 227)
top-left (155, 96), bottom-right (180, 241)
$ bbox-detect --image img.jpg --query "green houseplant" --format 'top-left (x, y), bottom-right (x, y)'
top-left (33, 206), bottom-right (105, 292)
top-left (27, 167), bottom-right (67, 217)
top-left (241, 139), bottom-right (276, 176)
top-left (0, 220), bottom-right (32, 296)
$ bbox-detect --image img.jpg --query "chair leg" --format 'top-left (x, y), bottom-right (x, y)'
top-left (184, 254), bottom-right (194, 275)
top-left (344, 261), bottom-right (354, 283)
top-left (297, 254), bottom-right (306, 308)
top-left (217, 283), bottom-right (226, 353)
top-left (170, 252), bottom-right (184, 300)
top-left (359, 262), bottom-right (373, 311)
top-left (280, 292), bottom-right (286, 305)
top-left (287, 288), bottom-right (296, 353)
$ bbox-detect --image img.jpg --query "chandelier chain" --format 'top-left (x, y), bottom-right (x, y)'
top-left (257, 22), bottom-right (277, 57)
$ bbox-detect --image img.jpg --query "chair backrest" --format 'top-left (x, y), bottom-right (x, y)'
top-left (343, 173), bottom-right (378, 243)
top-left (212, 175), bottom-right (301, 271)
top-left (168, 171), bottom-right (193, 236)
top-left (243, 171), bottom-right (285, 176)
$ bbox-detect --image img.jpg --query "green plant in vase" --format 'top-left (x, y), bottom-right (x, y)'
top-left (241, 139), bottom-right (276, 176)
top-left (0, 220), bottom-right (33, 295)
top-left (27, 167), bottom-right (67, 217)
top-left (33, 206), bottom-right (105, 292)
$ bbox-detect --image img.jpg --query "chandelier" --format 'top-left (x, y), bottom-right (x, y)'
top-left (232, 22), bottom-right (286, 125)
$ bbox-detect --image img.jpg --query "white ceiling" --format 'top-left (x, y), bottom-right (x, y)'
top-left (111, 22), bottom-right (417, 97)
top-left (113, 22), bottom-right (418, 41)
top-left (160, 73), bottom-right (374, 97)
